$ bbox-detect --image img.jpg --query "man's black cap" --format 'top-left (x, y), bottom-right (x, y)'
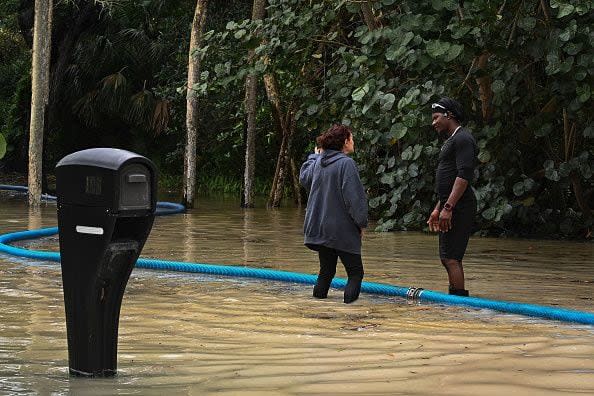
top-left (433, 97), bottom-right (465, 123)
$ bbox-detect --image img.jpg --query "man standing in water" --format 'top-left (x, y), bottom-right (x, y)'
top-left (426, 97), bottom-right (478, 296)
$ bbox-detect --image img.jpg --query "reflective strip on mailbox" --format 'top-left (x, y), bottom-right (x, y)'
top-left (75, 226), bottom-right (104, 235)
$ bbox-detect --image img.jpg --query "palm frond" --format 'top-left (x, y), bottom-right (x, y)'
top-left (117, 28), bottom-right (150, 43)
top-left (127, 89), bottom-right (155, 126)
top-left (72, 35), bottom-right (116, 81)
top-left (151, 99), bottom-right (169, 136)
top-left (63, 64), bottom-right (84, 98)
top-left (98, 71), bottom-right (129, 112)
top-left (148, 39), bottom-right (167, 62)
top-left (72, 89), bottom-right (100, 128)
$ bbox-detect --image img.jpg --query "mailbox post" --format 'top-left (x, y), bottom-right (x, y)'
top-left (55, 148), bottom-right (157, 377)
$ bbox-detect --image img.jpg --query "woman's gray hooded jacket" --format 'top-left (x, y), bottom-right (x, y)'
top-left (299, 150), bottom-right (368, 255)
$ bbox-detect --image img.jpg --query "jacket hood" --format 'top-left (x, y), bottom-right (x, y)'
top-left (321, 150), bottom-right (347, 167)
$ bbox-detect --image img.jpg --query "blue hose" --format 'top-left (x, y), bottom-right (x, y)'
top-left (0, 184), bottom-right (57, 201)
top-left (0, 184), bottom-right (185, 214)
top-left (2, 226), bottom-right (594, 325)
top-left (1, 185), bottom-right (594, 326)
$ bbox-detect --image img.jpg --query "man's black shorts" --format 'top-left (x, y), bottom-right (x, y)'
top-left (439, 199), bottom-right (476, 261)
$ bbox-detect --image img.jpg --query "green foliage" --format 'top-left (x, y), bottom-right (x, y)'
top-left (1, 0), bottom-right (255, 180)
top-left (0, 0), bottom-right (30, 162)
top-left (1, 0), bottom-right (592, 237)
top-left (200, 0), bottom-right (593, 237)
top-left (160, 172), bottom-right (270, 196)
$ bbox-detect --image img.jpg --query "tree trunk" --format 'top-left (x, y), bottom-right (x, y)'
top-left (242, 0), bottom-right (267, 208)
top-left (562, 108), bottom-right (591, 221)
top-left (243, 74), bottom-right (258, 207)
top-left (269, 110), bottom-right (296, 208)
top-left (475, 52), bottom-right (493, 123)
top-left (28, 0), bottom-right (53, 209)
top-left (285, 111), bottom-right (300, 207)
top-left (361, 2), bottom-right (381, 31)
top-left (269, 129), bottom-right (288, 207)
top-left (570, 173), bottom-right (592, 221)
top-left (264, 73), bottom-right (281, 206)
top-left (183, 0), bottom-right (209, 208)
top-left (290, 151), bottom-right (301, 207)
top-left (263, 73), bottom-right (295, 208)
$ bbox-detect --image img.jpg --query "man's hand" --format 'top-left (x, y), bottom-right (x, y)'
top-left (427, 209), bottom-right (440, 232)
top-left (439, 209), bottom-right (452, 232)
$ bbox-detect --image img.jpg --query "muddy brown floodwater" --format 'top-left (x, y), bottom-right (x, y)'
top-left (1, 193), bottom-right (593, 395)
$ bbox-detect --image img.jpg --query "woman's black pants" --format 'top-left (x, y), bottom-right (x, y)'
top-left (313, 245), bottom-right (364, 304)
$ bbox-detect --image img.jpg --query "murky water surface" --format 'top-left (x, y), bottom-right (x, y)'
top-left (1, 193), bottom-right (593, 395)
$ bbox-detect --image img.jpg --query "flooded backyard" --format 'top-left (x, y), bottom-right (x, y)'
top-left (1, 193), bottom-right (593, 395)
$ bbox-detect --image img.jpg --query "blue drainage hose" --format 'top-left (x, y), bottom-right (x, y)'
top-left (2, 227), bottom-right (594, 326)
top-left (0, 184), bottom-right (57, 201)
top-left (1, 185), bottom-right (594, 326)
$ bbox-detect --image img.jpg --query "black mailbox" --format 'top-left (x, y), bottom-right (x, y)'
top-left (55, 148), bottom-right (157, 377)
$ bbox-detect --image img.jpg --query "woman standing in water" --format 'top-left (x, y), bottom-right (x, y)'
top-left (299, 124), bottom-right (368, 303)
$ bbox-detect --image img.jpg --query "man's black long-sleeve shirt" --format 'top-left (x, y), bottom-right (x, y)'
top-left (435, 127), bottom-right (478, 203)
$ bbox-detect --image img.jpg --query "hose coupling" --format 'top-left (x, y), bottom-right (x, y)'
top-left (406, 287), bottom-right (424, 301)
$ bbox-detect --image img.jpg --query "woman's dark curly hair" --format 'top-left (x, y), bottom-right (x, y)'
top-left (316, 124), bottom-right (352, 151)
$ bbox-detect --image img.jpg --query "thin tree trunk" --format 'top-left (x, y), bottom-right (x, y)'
top-left (268, 153), bottom-right (280, 206)
top-left (475, 52), bottom-right (493, 123)
top-left (263, 73), bottom-right (282, 206)
top-left (242, 0), bottom-right (267, 208)
top-left (289, 144), bottom-right (301, 206)
top-left (562, 108), bottom-right (591, 221)
top-left (38, 2), bottom-right (101, 196)
top-left (285, 110), bottom-right (300, 206)
top-left (28, 0), bottom-right (53, 209)
top-left (243, 74), bottom-right (258, 207)
top-left (361, 2), bottom-right (381, 31)
top-left (570, 173), bottom-right (592, 221)
top-left (183, 0), bottom-right (209, 208)
top-left (263, 73), bottom-right (293, 208)
top-left (269, 130), bottom-right (288, 207)
top-left (270, 111), bottom-right (296, 207)
top-left (539, 0), bottom-right (550, 23)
